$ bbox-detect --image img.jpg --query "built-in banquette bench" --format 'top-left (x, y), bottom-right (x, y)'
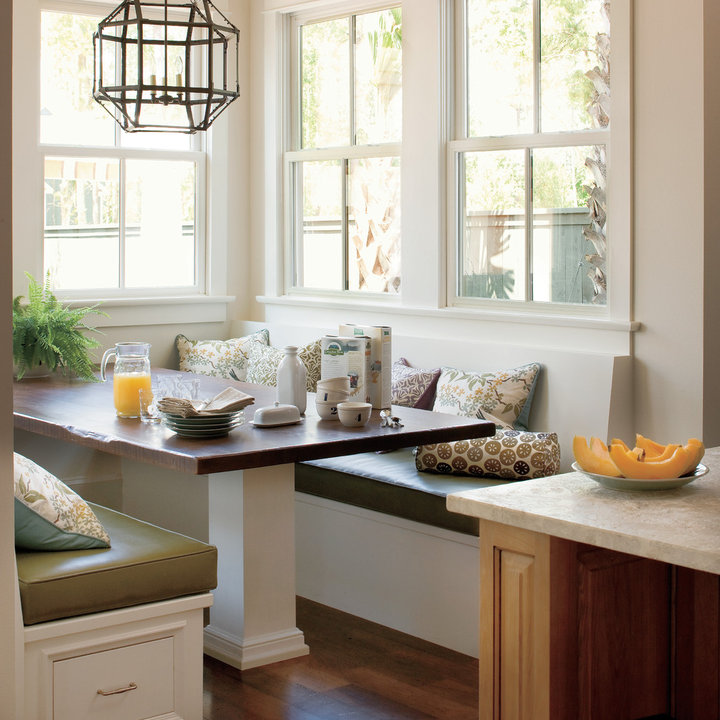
top-left (178, 320), bottom-right (631, 656)
top-left (16, 457), bottom-right (217, 720)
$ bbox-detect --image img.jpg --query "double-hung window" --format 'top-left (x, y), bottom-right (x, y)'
top-left (286, 6), bottom-right (402, 295)
top-left (40, 5), bottom-right (205, 295)
top-left (451, 0), bottom-right (611, 308)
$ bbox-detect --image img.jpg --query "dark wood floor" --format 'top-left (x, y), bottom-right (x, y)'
top-left (203, 597), bottom-right (479, 720)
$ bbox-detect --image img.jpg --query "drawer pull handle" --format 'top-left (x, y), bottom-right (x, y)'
top-left (97, 682), bottom-right (138, 696)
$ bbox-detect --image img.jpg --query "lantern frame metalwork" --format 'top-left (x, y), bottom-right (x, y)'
top-left (93, 0), bottom-right (239, 133)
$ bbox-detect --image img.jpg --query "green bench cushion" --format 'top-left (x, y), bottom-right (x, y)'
top-left (295, 448), bottom-right (508, 535)
top-left (17, 504), bottom-right (217, 626)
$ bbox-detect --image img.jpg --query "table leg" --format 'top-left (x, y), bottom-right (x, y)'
top-left (121, 460), bottom-right (309, 670)
top-left (203, 464), bottom-right (309, 670)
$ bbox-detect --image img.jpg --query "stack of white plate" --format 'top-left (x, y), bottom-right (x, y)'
top-left (160, 410), bottom-right (244, 438)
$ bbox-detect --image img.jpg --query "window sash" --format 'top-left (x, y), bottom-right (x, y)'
top-left (286, 5), bottom-right (402, 296)
top-left (449, 0), bottom-right (613, 313)
top-left (41, 144), bottom-right (207, 298)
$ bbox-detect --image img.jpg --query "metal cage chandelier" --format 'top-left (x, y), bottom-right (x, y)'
top-left (93, 0), bottom-right (240, 133)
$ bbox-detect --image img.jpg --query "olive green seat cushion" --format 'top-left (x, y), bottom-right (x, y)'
top-left (296, 448), bottom-right (508, 536)
top-left (17, 504), bottom-right (217, 626)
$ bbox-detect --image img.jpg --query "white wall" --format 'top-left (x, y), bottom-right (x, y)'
top-left (632, 0), bottom-right (716, 445)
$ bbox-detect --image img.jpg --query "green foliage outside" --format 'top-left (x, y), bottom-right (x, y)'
top-left (367, 8), bottom-right (402, 62)
top-left (13, 273), bottom-right (106, 381)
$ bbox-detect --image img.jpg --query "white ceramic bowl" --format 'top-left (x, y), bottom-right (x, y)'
top-left (315, 399), bottom-right (339, 420)
top-left (316, 388), bottom-right (351, 404)
top-left (337, 401), bottom-right (372, 427)
top-left (317, 376), bottom-right (351, 392)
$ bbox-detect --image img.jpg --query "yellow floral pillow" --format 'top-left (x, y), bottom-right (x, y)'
top-left (432, 362), bottom-right (541, 430)
top-left (176, 329), bottom-right (270, 381)
top-left (14, 453), bottom-right (111, 550)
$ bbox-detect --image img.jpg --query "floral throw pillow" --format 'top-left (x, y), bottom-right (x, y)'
top-left (432, 362), bottom-right (541, 430)
top-left (391, 358), bottom-right (441, 410)
top-left (14, 453), bottom-right (111, 550)
top-left (245, 339), bottom-right (322, 392)
top-left (176, 329), bottom-right (270, 381)
top-left (415, 429), bottom-right (560, 480)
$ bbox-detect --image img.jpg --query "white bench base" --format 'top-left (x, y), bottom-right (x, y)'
top-left (295, 492), bottom-right (480, 657)
top-left (24, 593), bottom-right (213, 720)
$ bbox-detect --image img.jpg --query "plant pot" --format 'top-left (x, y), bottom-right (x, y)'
top-left (14, 363), bottom-right (51, 380)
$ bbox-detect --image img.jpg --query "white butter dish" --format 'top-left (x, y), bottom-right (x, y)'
top-left (252, 402), bottom-right (302, 427)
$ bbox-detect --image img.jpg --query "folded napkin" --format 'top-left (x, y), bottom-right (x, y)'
top-left (157, 388), bottom-right (255, 418)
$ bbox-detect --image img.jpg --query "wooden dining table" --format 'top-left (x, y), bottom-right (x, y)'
top-left (14, 368), bottom-right (494, 670)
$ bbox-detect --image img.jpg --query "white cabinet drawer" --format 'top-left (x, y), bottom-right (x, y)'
top-left (53, 636), bottom-right (175, 720)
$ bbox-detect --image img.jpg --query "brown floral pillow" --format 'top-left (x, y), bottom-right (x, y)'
top-left (415, 429), bottom-right (560, 480)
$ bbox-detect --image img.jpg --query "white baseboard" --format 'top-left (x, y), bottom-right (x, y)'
top-left (204, 624), bottom-right (309, 671)
top-left (295, 492), bottom-right (480, 658)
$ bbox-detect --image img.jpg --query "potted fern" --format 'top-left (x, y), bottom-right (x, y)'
top-left (12, 273), bottom-right (106, 381)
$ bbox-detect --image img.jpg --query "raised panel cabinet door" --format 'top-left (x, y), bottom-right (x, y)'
top-left (479, 521), bottom-right (551, 720)
top-left (575, 548), bottom-right (671, 720)
top-left (674, 566), bottom-right (720, 720)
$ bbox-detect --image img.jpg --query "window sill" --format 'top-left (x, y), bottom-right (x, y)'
top-left (66, 295), bottom-right (235, 328)
top-left (256, 294), bottom-right (640, 333)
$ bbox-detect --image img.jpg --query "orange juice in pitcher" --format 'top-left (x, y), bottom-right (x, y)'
top-left (101, 342), bottom-right (152, 418)
top-left (113, 372), bottom-right (152, 417)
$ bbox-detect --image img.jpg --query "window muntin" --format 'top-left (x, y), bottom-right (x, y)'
top-left (289, 6), bottom-right (402, 296)
top-left (455, 0), bottom-right (610, 307)
top-left (40, 8), bottom-right (202, 295)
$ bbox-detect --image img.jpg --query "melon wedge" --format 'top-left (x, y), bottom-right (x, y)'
top-left (681, 438), bottom-right (705, 475)
top-left (573, 436), bottom-right (622, 477)
top-left (635, 434), bottom-right (667, 458)
top-left (611, 438), bottom-right (631, 453)
top-left (648, 443), bottom-right (681, 462)
top-left (608, 444), bottom-right (690, 480)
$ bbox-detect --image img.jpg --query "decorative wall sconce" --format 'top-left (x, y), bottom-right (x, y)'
top-left (93, 0), bottom-right (240, 133)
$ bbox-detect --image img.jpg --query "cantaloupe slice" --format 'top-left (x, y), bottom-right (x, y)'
top-left (608, 444), bottom-right (690, 479)
top-left (648, 443), bottom-right (681, 462)
top-left (611, 438), bottom-right (631, 452)
top-left (573, 436), bottom-right (622, 477)
top-left (635, 434), bottom-right (667, 458)
top-left (681, 438), bottom-right (705, 475)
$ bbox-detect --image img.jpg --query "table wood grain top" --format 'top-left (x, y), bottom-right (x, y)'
top-left (14, 369), bottom-right (494, 475)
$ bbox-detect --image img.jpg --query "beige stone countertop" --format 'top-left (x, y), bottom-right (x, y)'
top-left (447, 445), bottom-right (720, 574)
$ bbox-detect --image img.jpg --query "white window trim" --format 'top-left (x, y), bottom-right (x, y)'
top-left (260, 0), bottom-right (634, 334)
top-left (446, 0), bottom-right (632, 324)
top-left (12, 0), bottom-right (234, 327)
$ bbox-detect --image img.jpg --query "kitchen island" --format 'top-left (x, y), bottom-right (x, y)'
top-left (448, 445), bottom-right (720, 720)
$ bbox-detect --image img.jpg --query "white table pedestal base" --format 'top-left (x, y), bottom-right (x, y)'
top-left (121, 460), bottom-right (309, 670)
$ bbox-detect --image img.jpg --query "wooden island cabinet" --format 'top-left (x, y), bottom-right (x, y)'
top-left (448, 448), bottom-right (720, 720)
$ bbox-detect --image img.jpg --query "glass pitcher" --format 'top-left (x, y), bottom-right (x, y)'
top-left (101, 342), bottom-right (152, 418)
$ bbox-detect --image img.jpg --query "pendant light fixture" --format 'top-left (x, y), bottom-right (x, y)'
top-left (93, 0), bottom-right (239, 133)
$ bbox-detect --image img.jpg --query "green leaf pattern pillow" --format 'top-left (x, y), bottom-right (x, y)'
top-left (245, 339), bottom-right (322, 392)
top-left (176, 329), bottom-right (269, 381)
top-left (432, 362), bottom-right (541, 430)
top-left (14, 453), bottom-right (111, 550)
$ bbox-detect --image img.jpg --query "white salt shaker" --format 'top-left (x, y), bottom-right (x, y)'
top-left (276, 345), bottom-right (307, 414)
